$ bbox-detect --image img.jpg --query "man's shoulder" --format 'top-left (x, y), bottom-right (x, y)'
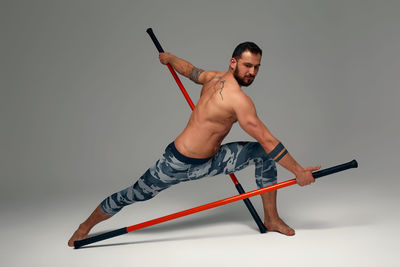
top-left (228, 86), bottom-right (250, 100)
top-left (227, 88), bottom-right (254, 112)
top-left (201, 70), bottom-right (225, 84)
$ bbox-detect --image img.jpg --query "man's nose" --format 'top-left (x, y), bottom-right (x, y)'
top-left (249, 67), bottom-right (256, 76)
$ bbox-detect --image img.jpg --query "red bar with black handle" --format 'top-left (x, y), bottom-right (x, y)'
top-left (74, 160), bottom-right (358, 248)
top-left (146, 27), bottom-right (267, 233)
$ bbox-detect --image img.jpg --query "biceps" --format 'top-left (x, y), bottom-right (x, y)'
top-left (239, 116), bottom-right (263, 139)
top-left (191, 70), bottom-right (217, 85)
top-left (189, 67), bottom-right (205, 84)
top-left (238, 115), bottom-right (274, 146)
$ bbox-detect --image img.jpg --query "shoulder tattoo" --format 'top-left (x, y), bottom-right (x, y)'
top-left (219, 80), bottom-right (225, 100)
top-left (189, 67), bottom-right (205, 84)
top-left (213, 77), bottom-right (225, 101)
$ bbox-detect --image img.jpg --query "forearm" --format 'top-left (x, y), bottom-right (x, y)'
top-left (166, 54), bottom-right (194, 78)
top-left (274, 149), bottom-right (303, 175)
top-left (159, 52), bottom-right (205, 83)
top-left (262, 140), bottom-right (303, 176)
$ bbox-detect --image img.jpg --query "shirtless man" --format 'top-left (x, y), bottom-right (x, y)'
top-left (68, 42), bottom-right (320, 247)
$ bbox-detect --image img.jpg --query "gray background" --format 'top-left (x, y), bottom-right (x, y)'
top-left (1, 0), bottom-right (399, 266)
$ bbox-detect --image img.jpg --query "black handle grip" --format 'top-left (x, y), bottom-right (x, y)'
top-left (313, 160), bottom-right (358, 179)
top-left (74, 227), bottom-right (127, 249)
top-left (146, 28), bottom-right (165, 53)
top-left (235, 184), bottom-right (267, 233)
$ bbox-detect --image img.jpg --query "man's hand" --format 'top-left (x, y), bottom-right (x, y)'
top-left (159, 52), bottom-right (172, 65)
top-left (295, 165), bottom-right (321, 186)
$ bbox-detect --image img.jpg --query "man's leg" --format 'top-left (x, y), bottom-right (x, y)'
top-left (68, 205), bottom-right (111, 247)
top-left (68, 143), bottom-right (191, 247)
top-left (208, 141), bottom-right (295, 236)
top-left (261, 191), bottom-right (295, 236)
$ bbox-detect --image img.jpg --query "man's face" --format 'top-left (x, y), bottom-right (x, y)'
top-left (232, 50), bottom-right (261, 87)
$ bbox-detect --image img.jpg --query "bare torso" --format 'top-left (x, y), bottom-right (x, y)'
top-left (174, 71), bottom-right (241, 158)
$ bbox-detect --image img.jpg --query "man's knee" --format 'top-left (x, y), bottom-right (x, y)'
top-left (247, 142), bottom-right (271, 159)
top-left (256, 160), bottom-right (277, 188)
top-left (256, 176), bottom-right (277, 188)
top-left (100, 197), bottom-right (122, 216)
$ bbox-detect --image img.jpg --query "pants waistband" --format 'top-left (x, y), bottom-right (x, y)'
top-left (167, 142), bottom-right (212, 164)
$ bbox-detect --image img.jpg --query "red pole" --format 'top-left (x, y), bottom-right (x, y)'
top-left (74, 160), bottom-right (357, 248)
top-left (125, 160), bottom-right (358, 233)
top-left (166, 64), bottom-right (196, 109)
top-left (75, 179), bottom-right (294, 248)
top-left (145, 26), bottom-right (266, 232)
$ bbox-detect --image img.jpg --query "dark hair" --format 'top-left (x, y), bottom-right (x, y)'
top-left (232, 42), bottom-right (262, 59)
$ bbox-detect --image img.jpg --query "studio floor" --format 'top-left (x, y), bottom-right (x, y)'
top-left (2, 172), bottom-right (399, 267)
top-left (3, 1), bottom-right (400, 266)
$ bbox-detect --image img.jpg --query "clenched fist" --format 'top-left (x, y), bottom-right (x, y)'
top-left (159, 52), bottom-right (172, 65)
top-left (295, 165), bottom-right (321, 186)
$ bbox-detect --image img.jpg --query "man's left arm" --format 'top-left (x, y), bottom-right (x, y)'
top-left (231, 92), bottom-right (320, 186)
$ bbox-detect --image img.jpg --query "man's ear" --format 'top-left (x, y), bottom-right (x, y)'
top-left (230, 58), bottom-right (238, 70)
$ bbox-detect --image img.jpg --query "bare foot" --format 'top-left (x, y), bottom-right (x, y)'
top-left (265, 217), bottom-right (295, 236)
top-left (68, 226), bottom-right (89, 247)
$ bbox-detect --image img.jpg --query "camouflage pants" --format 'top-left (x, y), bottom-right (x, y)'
top-left (100, 141), bottom-right (277, 216)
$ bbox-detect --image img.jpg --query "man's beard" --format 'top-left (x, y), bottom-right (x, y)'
top-left (234, 66), bottom-right (254, 87)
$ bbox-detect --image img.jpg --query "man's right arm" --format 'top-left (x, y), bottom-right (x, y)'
top-left (159, 52), bottom-right (216, 85)
top-left (231, 92), bottom-right (320, 186)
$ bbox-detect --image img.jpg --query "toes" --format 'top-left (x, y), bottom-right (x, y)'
top-left (265, 220), bottom-right (295, 236)
top-left (276, 227), bottom-right (295, 236)
top-left (68, 229), bottom-right (88, 247)
top-left (285, 228), bottom-right (295, 236)
top-left (68, 237), bottom-right (76, 247)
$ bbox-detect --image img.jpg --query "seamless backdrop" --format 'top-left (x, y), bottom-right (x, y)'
top-left (1, 0), bottom-right (400, 266)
